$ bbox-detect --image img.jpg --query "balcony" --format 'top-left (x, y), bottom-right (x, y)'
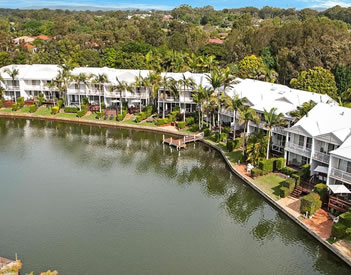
top-left (272, 126), bottom-right (286, 136)
top-left (312, 151), bottom-right (330, 164)
top-left (285, 142), bottom-right (311, 157)
top-left (330, 168), bottom-right (351, 185)
top-left (6, 85), bottom-right (20, 90)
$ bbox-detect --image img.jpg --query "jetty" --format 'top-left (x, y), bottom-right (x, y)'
top-left (162, 134), bottom-right (203, 150)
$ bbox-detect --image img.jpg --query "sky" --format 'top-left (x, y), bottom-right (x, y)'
top-left (0, 0), bottom-right (350, 10)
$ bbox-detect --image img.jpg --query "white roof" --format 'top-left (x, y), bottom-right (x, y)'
top-left (329, 184), bottom-right (351, 194)
top-left (224, 78), bottom-right (337, 117)
top-left (330, 135), bottom-right (351, 160)
top-left (289, 104), bottom-right (351, 138)
top-left (314, 166), bottom-right (329, 174)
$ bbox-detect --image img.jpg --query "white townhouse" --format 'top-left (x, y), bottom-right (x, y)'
top-left (224, 79), bottom-right (337, 154)
top-left (157, 72), bottom-right (212, 116)
top-left (67, 67), bottom-right (151, 109)
top-left (0, 64), bottom-right (62, 101)
top-left (285, 104), bottom-right (351, 191)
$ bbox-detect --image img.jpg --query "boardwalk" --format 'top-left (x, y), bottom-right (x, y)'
top-left (162, 134), bottom-right (203, 150)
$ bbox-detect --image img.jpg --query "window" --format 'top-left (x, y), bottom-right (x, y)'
top-left (298, 135), bottom-right (304, 147)
top-left (306, 137), bottom-right (312, 149)
top-left (328, 143), bottom-right (335, 153)
top-left (347, 162), bottom-right (351, 173)
top-left (32, 80), bottom-right (40, 85)
top-left (302, 156), bottom-right (309, 165)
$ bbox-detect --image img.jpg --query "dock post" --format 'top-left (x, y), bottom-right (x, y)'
top-left (162, 134), bottom-right (165, 144)
top-left (183, 136), bottom-right (185, 144)
top-left (170, 137), bottom-right (172, 144)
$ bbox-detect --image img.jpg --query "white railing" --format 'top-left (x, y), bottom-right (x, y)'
top-left (285, 142), bottom-right (311, 157)
top-left (312, 151), bottom-right (330, 164)
top-left (273, 126), bottom-right (286, 136)
top-left (330, 168), bottom-right (351, 184)
top-left (6, 85), bottom-right (20, 90)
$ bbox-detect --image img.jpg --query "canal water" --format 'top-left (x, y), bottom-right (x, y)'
top-left (0, 118), bottom-right (350, 274)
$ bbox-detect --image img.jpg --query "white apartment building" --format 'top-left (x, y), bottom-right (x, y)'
top-left (284, 104), bottom-right (351, 195)
top-left (224, 78), bottom-right (337, 154)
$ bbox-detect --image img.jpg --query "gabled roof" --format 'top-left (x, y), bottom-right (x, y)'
top-left (330, 135), bottom-right (351, 160)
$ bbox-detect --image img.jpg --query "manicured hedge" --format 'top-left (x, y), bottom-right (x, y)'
top-left (291, 173), bottom-right (301, 186)
top-left (280, 187), bottom-right (290, 198)
top-left (258, 159), bottom-right (274, 173)
top-left (51, 106), bottom-right (59, 114)
top-left (332, 223), bottom-right (347, 239)
top-left (300, 164), bottom-right (311, 180)
top-left (279, 167), bottom-right (296, 176)
top-left (251, 168), bottom-right (263, 177)
top-left (190, 124), bottom-right (200, 132)
top-left (12, 103), bottom-right (18, 111)
top-left (117, 110), bottom-right (127, 121)
top-left (300, 193), bottom-right (322, 216)
top-left (155, 118), bottom-right (169, 126)
top-left (273, 158), bottom-right (285, 171)
top-left (314, 183), bottom-right (328, 202)
top-left (57, 99), bottom-right (64, 109)
top-left (339, 211), bottom-right (351, 228)
top-left (96, 112), bottom-right (103, 119)
top-left (136, 105), bottom-right (153, 123)
top-left (64, 106), bottom-right (78, 113)
top-left (282, 177), bottom-right (296, 190)
top-left (29, 104), bottom-right (37, 113)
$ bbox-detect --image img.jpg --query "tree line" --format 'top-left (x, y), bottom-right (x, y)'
top-left (0, 5), bottom-right (350, 104)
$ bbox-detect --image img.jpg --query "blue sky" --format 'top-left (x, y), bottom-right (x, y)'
top-left (0, 0), bottom-right (350, 10)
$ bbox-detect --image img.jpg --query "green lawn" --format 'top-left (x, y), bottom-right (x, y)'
top-left (56, 113), bottom-right (78, 119)
top-left (82, 113), bottom-right (99, 121)
top-left (254, 174), bottom-right (285, 201)
top-left (0, 108), bottom-right (12, 113)
top-left (17, 106), bottom-right (31, 113)
top-left (35, 107), bottom-right (52, 116)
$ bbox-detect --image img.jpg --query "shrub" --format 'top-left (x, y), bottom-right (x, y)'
top-left (300, 193), bottom-right (322, 216)
top-left (251, 168), bottom-right (264, 177)
top-left (12, 103), bottom-right (18, 111)
top-left (96, 112), bottom-right (103, 119)
top-left (38, 93), bottom-right (45, 106)
top-left (227, 139), bottom-right (235, 152)
top-left (155, 118), bottom-right (169, 126)
top-left (300, 164), bottom-right (311, 180)
top-left (29, 105), bottom-right (37, 113)
top-left (0, 99), bottom-right (3, 108)
top-left (64, 106), bottom-right (78, 113)
top-left (258, 159), bottom-right (274, 173)
top-left (185, 116), bottom-right (195, 126)
top-left (51, 106), bottom-right (59, 115)
top-left (291, 173), bottom-right (301, 186)
top-left (77, 110), bottom-right (86, 117)
top-left (339, 211), bottom-right (351, 227)
top-left (17, 97), bottom-right (24, 108)
top-left (177, 121), bottom-right (186, 129)
top-left (57, 99), bottom-right (64, 109)
top-left (314, 184), bottom-right (328, 203)
top-left (282, 177), bottom-right (296, 191)
top-left (273, 158), bottom-right (285, 171)
top-left (332, 223), bottom-right (347, 239)
top-left (223, 127), bottom-right (231, 134)
top-left (190, 124), bottom-right (200, 132)
top-left (204, 128), bottom-right (211, 137)
top-left (100, 102), bottom-right (105, 110)
top-left (280, 187), bottom-right (290, 198)
top-left (116, 110), bottom-right (127, 121)
top-left (234, 137), bottom-right (242, 149)
top-left (279, 167), bottom-right (296, 176)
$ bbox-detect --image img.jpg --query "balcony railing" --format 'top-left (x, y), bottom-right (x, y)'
top-left (6, 85), bottom-right (20, 90)
top-left (330, 168), bottom-right (351, 185)
top-left (285, 142), bottom-right (311, 157)
top-left (312, 151), bottom-right (330, 164)
top-left (272, 126), bottom-right (286, 136)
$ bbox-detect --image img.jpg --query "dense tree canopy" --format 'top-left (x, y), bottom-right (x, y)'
top-left (0, 5), bottom-right (350, 102)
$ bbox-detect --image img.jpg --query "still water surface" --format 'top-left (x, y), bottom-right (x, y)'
top-left (0, 118), bottom-right (350, 274)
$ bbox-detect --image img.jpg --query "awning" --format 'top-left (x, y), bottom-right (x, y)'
top-left (314, 166), bottom-right (328, 174)
top-left (131, 99), bottom-right (141, 103)
top-left (329, 185), bottom-right (351, 194)
top-left (111, 100), bottom-right (120, 103)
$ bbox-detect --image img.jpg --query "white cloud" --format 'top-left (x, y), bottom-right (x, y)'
top-left (309, 0), bottom-right (351, 9)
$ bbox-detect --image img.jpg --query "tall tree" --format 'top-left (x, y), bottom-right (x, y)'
top-left (239, 106), bottom-right (259, 152)
top-left (178, 74), bottom-right (195, 121)
top-left (263, 108), bottom-right (284, 159)
top-left (289, 100), bottom-right (316, 124)
top-left (92, 73), bottom-right (109, 112)
top-left (224, 95), bottom-right (248, 138)
top-left (4, 67), bottom-right (19, 102)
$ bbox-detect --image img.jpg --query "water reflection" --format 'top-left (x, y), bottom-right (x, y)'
top-left (0, 118), bottom-right (350, 274)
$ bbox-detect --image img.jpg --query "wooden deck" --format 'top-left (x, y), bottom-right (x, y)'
top-left (162, 134), bottom-right (203, 150)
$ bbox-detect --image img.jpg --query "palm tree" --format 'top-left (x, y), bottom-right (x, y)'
top-left (224, 95), bottom-right (248, 138)
top-left (73, 73), bottom-right (90, 110)
top-left (113, 77), bottom-right (130, 115)
top-left (47, 80), bottom-right (57, 106)
top-left (92, 73), bottom-right (109, 112)
top-left (193, 85), bottom-right (211, 129)
top-left (247, 131), bottom-right (268, 166)
top-left (178, 74), bottom-right (195, 122)
top-left (143, 71), bottom-right (161, 107)
top-left (4, 68), bottom-right (19, 102)
top-left (159, 74), bottom-right (173, 118)
top-left (131, 74), bottom-right (145, 113)
top-left (263, 107), bottom-right (284, 159)
top-left (239, 106), bottom-right (260, 152)
top-left (289, 100), bottom-right (316, 124)
top-left (55, 65), bottom-right (73, 105)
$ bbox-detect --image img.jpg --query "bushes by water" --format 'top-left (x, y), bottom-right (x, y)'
top-left (64, 107), bottom-right (78, 113)
top-left (51, 106), bottom-right (59, 115)
top-left (300, 193), bottom-right (322, 216)
top-left (29, 105), bottom-right (37, 113)
top-left (12, 103), bottom-right (18, 111)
